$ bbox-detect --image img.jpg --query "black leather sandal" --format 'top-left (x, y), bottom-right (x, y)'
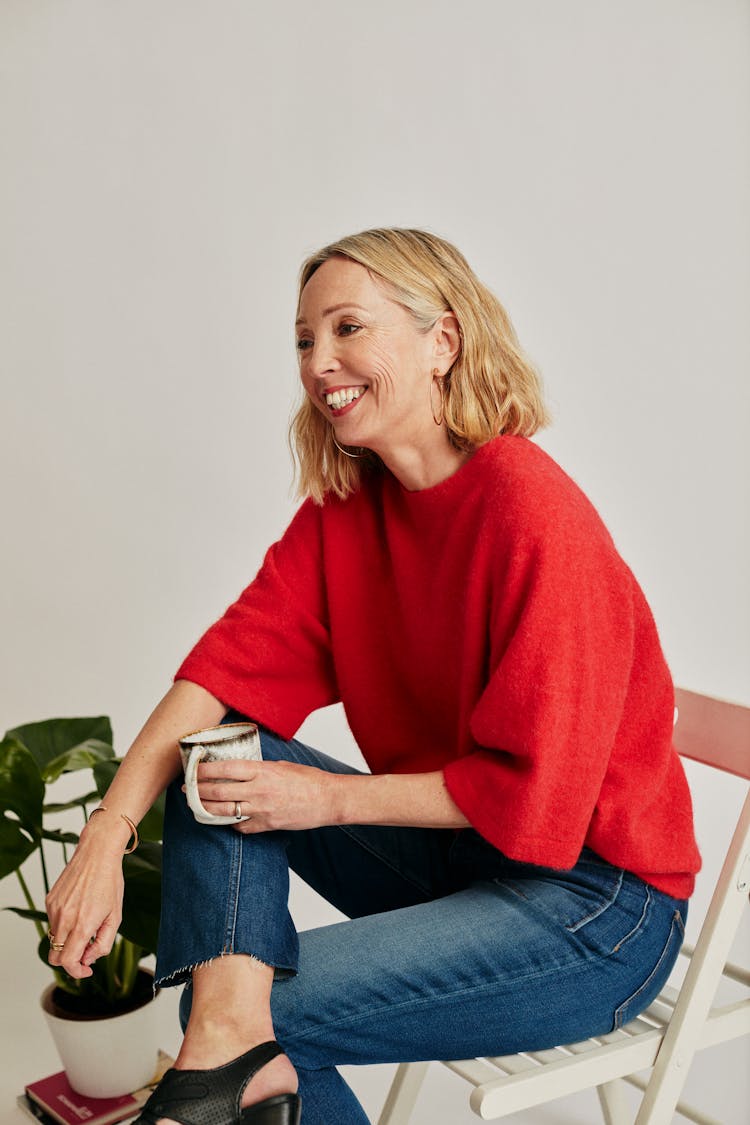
top-left (134, 1040), bottom-right (301, 1125)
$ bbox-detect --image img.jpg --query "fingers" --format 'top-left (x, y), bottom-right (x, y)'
top-left (197, 794), bottom-right (260, 823)
top-left (48, 921), bottom-right (94, 978)
top-left (46, 864), bottom-right (124, 978)
top-left (190, 780), bottom-right (255, 805)
top-left (188, 765), bottom-right (260, 813)
top-left (48, 911), bottom-right (121, 977)
top-left (234, 817), bottom-right (263, 834)
top-left (193, 758), bottom-right (291, 802)
top-left (82, 915), bottom-right (119, 966)
top-left (195, 759), bottom-right (261, 781)
top-left (187, 760), bottom-right (325, 832)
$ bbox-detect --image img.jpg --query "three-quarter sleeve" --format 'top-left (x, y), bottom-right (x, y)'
top-left (443, 496), bottom-right (674, 871)
top-left (175, 499), bottom-right (339, 736)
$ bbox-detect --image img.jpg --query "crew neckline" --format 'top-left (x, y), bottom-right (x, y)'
top-left (387, 437), bottom-right (502, 505)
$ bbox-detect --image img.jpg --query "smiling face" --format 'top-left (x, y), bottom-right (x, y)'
top-left (295, 257), bottom-right (454, 465)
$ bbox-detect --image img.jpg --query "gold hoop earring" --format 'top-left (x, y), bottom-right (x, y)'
top-left (430, 370), bottom-right (445, 427)
top-left (332, 433), bottom-right (364, 459)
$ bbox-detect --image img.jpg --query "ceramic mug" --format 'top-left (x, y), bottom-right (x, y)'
top-left (178, 721), bottom-right (262, 825)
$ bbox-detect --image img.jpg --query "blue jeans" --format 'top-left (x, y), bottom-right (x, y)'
top-left (156, 725), bottom-right (687, 1124)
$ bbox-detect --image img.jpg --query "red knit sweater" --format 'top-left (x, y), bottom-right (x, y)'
top-left (176, 436), bottom-right (700, 898)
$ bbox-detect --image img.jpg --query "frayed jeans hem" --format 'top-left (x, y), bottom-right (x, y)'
top-left (154, 949), bottom-right (297, 991)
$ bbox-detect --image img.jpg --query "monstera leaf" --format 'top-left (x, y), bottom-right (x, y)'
top-left (5, 717), bottom-right (114, 782)
top-left (121, 841), bottom-right (162, 954)
top-left (0, 738), bottom-right (44, 877)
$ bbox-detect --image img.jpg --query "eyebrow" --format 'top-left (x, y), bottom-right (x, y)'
top-left (295, 303), bottom-right (369, 327)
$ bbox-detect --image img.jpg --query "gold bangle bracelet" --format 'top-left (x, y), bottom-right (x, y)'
top-left (119, 813), bottom-right (139, 854)
top-left (89, 805), bottom-right (140, 854)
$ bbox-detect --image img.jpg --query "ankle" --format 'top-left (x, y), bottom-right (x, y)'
top-left (185, 1010), bottom-right (274, 1042)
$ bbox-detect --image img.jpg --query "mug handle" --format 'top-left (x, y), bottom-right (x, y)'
top-left (184, 747), bottom-right (214, 823)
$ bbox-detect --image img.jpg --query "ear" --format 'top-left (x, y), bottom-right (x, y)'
top-left (431, 312), bottom-right (461, 370)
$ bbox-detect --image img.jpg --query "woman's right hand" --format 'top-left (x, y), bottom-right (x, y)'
top-left (45, 813), bottom-right (131, 978)
top-left (43, 682), bottom-right (226, 978)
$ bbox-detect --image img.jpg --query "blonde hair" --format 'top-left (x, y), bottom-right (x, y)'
top-left (291, 227), bottom-right (549, 503)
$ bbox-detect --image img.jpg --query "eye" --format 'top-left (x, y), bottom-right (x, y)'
top-left (338, 322), bottom-right (361, 337)
top-left (296, 337), bottom-right (313, 352)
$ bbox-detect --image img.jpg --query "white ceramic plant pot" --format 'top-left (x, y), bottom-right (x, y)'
top-left (41, 974), bottom-right (162, 1098)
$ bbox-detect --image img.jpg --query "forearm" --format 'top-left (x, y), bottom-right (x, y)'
top-left (80, 679), bottom-right (227, 850)
top-left (329, 769), bottom-right (470, 830)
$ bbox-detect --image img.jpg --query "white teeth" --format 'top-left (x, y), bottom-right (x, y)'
top-left (324, 387), bottom-right (365, 408)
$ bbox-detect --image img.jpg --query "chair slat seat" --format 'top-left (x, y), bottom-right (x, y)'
top-left (377, 689), bottom-right (750, 1125)
top-left (472, 1029), bottom-right (667, 1117)
top-left (443, 1058), bottom-right (502, 1084)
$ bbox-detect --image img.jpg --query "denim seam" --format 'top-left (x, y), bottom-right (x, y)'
top-left (612, 885), bottom-right (651, 954)
top-left (613, 910), bottom-right (683, 1029)
top-left (222, 831), bottom-right (243, 953)
top-left (503, 883), bottom-right (529, 901)
top-left (496, 868), bottom-right (625, 935)
top-left (566, 868), bottom-right (624, 933)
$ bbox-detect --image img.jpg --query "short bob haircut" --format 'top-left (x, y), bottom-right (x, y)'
top-left (291, 227), bottom-right (549, 503)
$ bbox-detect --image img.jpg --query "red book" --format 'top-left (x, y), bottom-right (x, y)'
top-left (16, 1095), bottom-right (57, 1124)
top-left (23, 1052), bottom-right (172, 1125)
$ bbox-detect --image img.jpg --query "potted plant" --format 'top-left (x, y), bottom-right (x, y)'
top-left (0, 715), bottom-right (165, 1097)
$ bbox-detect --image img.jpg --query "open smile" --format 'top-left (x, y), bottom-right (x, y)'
top-left (322, 386), bottom-right (368, 416)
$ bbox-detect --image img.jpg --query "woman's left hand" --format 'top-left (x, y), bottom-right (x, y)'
top-left (191, 759), bottom-right (338, 833)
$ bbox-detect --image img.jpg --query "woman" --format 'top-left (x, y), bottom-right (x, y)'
top-left (46, 228), bottom-right (701, 1125)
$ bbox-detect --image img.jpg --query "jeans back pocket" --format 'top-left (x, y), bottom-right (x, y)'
top-left (498, 851), bottom-right (658, 958)
top-left (613, 906), bottom-right (686, 1029)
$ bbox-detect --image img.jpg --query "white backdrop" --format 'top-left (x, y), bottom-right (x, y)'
top-left (1, 2), bottom-right (748, 1122)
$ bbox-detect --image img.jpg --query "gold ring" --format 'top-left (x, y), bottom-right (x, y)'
top-left (50, 941), bottom-right (65, 951)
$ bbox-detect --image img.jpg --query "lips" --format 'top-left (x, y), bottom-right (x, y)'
top-left (322, 386), bottom-right (367, 414)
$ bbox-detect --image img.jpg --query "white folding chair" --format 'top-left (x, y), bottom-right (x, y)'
top-left (377, 688), bottom-right (750, 1125)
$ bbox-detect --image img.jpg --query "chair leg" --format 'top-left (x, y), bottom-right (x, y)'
top-left (597, 1079), bottom-right (633, 1125)
top-left (377, 1062), bottom-right (430, 1125)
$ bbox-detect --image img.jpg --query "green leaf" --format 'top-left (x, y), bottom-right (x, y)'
top-left (137, 794), bottom-right (165, 843)
top-left (42, 739), bottom-right (116, 784)
top-left (93, 760), bottom-right (164, 842)
top-left (44, 791), bottom-right (100, 813)
top-left (41, 828), bottom-right (80, 845)
top-left (37, 930), bottom-right (51, 969)
top-left (0, 738), bottom-right (44, 836)
top-left (121, 841), bottom-right (162, 953)
top-left (36, 932), bottom-right (70, 991)
top-left (0, 818), bottom-right (37, 879)
top-left (92, 758), bottom-right (117, 795)
top-left (5, 718), bottom-right (114, 775)
top-left (4, 906), bottom-right (47, 922)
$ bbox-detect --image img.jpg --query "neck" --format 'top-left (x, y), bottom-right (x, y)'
top-left (379, 438), bottom-right (471, 492)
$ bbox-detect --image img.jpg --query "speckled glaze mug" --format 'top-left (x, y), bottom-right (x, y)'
top-left (178, 722), bottom-right (262, 825)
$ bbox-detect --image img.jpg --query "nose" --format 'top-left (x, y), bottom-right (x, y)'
top-left (304, 335), bottom-right (341, 380)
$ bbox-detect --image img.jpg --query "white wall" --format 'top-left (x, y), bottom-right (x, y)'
top-left (1, 2), bottom-right (748, 1122)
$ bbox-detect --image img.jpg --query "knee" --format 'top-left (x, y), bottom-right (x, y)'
top-left (222, 710), bottom-right (295, 764)
top-left (258, 728), bottom-right (298, 763)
